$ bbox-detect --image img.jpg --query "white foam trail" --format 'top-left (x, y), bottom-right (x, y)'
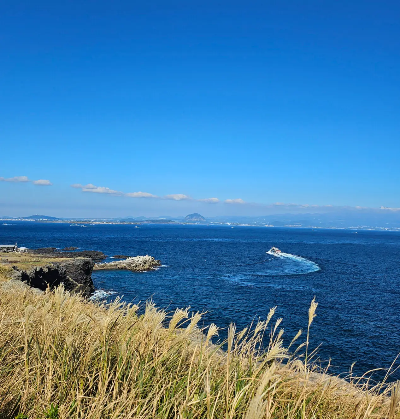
top-left (153, 264), bottom-right (169, 270)
top-left (267, 250), bottom-right (320, 272)
top-left (90, 290), bottom-right (117, 301)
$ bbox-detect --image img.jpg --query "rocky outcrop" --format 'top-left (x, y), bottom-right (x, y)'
top-left (12, 258), bottom-right (95, 297)
top-left (94, 255), bottom-right (161, 272)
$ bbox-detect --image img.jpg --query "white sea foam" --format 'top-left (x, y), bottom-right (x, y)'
top-left (267, 249), bottom-right (320, 273)
top-left (153, 264), bottom-right (169, 270)
top-left (90, 290), bottom-right (117, 301)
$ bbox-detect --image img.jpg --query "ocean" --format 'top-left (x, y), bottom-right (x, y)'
top-left (1, 222), bottom-right (400, 381)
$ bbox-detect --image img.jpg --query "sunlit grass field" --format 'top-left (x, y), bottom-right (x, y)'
top-left (0, 266), bottom-right (399, 418)
top-left (0, 253), bottom-right (69, 271)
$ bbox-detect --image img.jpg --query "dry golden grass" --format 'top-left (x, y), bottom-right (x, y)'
top-left (0, 263), bottom-right (13, 283)
top-left (0, 253), bottom-right (69, 273)
top-left (0, 269), bottom-right (398, 418)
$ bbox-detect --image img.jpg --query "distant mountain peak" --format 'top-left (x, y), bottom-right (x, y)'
top-left (184, 213), bottom-right (206, 222)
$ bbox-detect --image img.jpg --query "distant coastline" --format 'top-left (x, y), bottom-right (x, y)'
top-left (1, 217), bottom-right (400, 232)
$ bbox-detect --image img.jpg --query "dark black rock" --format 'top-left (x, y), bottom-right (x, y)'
top-left (12, 258), bottom-right (95, 297)
top-left (62, 246), bottom-right (78, 251)
top-left (113, 255), bottom-right (130, 259)
top-left (30, 247), bottom-right (58, 254)
top-left (62, 250), bottom-right (106, 261)
top-left (29, 248), bottom-right (106, 262)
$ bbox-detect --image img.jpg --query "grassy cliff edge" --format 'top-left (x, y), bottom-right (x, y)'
top-left (0, 257), bottom-right (399, 418)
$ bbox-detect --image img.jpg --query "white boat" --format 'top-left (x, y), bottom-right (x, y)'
top-left (267, 247), bottom-right (282, 255)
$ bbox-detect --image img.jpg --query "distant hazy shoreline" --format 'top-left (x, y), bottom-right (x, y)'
top-left (1, 218), bottom-right (400, 232)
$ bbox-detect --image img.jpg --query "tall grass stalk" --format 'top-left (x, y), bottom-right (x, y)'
top-left (302, 297), bottom-right (318, 418)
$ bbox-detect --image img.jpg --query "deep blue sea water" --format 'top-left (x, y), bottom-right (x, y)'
top-left (1, 222), bottom-right (400, 381)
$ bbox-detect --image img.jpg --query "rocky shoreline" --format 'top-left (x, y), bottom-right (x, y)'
top-left (2, 250), bottom-right (161, 297)
top-left (94, 255), bottom-right (161, 272)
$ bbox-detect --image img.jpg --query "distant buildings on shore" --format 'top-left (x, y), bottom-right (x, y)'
top-left (1, 213), bottom-right (400, 232)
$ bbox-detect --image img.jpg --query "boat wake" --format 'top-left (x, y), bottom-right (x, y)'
top-left (223, 249), bottom-right (320, 287)
top-left (267, 248), bottom-right (320, 274)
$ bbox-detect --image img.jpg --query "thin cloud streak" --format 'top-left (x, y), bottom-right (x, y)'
top-left (164, 194), bottom-right (191, 201)
top-left (126, 192), bottom-right (157, 198)
top-left (1, 175), bottom-right (52, 185)
top-left (225, 198), bottom-right (246, 204)
top-left (71, 184), bottom-right (122, 195)
top-left (86, 187), bottom-right (121, 195)
top-left (380, 206), bottom-right (400, 211)
top-left (33, 179), bottom-right (52, 186)
top-left (71, 183), bottom-right (98, 190)
top-left (0, 176), bottom-right (30, 182)
top-left (71, 183), bottom-right (223, 204)
top-left (198, 197), bottom-right (219, 204)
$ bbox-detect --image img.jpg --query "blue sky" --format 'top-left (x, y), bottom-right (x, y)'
top-left (1, 1), bottom-right (399, 217)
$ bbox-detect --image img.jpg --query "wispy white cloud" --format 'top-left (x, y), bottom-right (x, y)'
top-left (70, 181), bottom-right (242, 205)
top-left (87, 186), bottom-right (121, 195)
top-left (18, 179), bottom-right (400, 214)
top-left (81, 184), bottom-right (98, 190)
top-left (380, 206), bottom-right (400, 211)
top-left (1, 175), bottom-right (53, 186)
top-left (126, 191), bottom-right (157, 198)
top-left (71, 183), bottom-right (121, 195)
top-left (198, 197), bottom-right (220, 204)
top-left (72, 184), bottom-right (194, 201)
top-left (33, 179), bottom-right (52, 186)
top-left (164, 194), bottom-right (191, 201)
top-left (72, 184), bottom-right (225, 204)
top-left (225, 198), bottom-right (246, 204)
top-left (71, 183), bottom-right (400, 214)
top-left (0, 176), bottom-right (30, 183)
top-left (270, 202), bottom-right (336, 209)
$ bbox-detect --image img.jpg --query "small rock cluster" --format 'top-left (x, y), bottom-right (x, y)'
top-left (94, 255), bottom-right (161, 272)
